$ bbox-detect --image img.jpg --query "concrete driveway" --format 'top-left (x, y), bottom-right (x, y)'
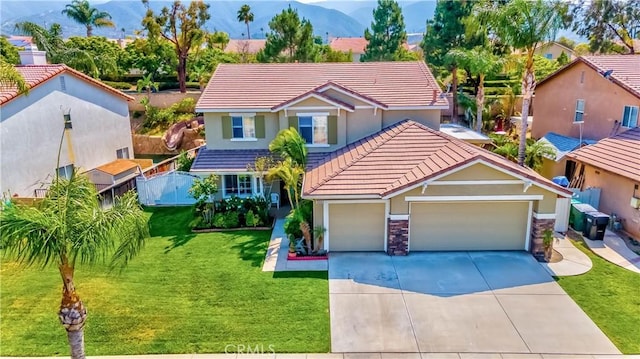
top-left (328, 251), bottom-right (620, 354)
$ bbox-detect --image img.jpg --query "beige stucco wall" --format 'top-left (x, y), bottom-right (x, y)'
top-left (346, 108), bottom-right (383, 143)
top-left (534, 43), bottom-right (574, 60)
top-left (204, 112), bottom-right (279, 150)
top-left (540, 157), bottom-right (567, 180)
top-left (0, 74), bottom-right (132, 197)
top-left (532, 61), bottom-right (640, 140)
top-left (382, 109), bottom-right (441, 130)
top-left (581, 165), bottom-right (640, 239)
top-left (388, 163), bottom-right (558, 215)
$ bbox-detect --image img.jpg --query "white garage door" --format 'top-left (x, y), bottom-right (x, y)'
top-left (410, 202), bottom-right (529, 251)
top-left (328, 203), bottom-right (385, 251)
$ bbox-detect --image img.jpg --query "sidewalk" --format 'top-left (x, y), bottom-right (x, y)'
top-left (583, 230), bottom-right (640, 273)
top-left (539, 234), bottom-right (592, 276)
top-left (262, 218), bottom-right (327, 272)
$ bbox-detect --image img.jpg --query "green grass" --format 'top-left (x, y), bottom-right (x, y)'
top-left (0, 206), bottom-right (329, 355)
top-left (556, 237), bottom-right (640, 354)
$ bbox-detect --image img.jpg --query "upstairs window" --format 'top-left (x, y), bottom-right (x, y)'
top-left (298, 115), bottom-right (328, 145)
top-left (57, 164), bottom-right (74, 180)
top-left (622, 106), bottom-right (639, 128)
top-left (232, 115), bottom-right (255, 139)
top-left (116, 147), bottom-right (130, 159)
top-left (574, 99), bottom-right (585, 123)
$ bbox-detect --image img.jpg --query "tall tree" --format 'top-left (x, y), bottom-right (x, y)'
top-left (447, 47), bottom-right (502, 132)
top-left (62, 0), bottom-right (115, 37)
top-left (487, 0), bottom-right (569, 166)
top-left (257, 6), bottom-right (318, 63)
top-left (422, 0), bottom-right (476, 124)
top-left (361, 0), bottom-right (407, 62)
top-left (208, 30), bottom-right (230, 50)
top-left (237, 4), bottom-right (254, 40)
top-left (0, 173), bottom-right (149, 359)
top-left (141, 0), bottom-right (210, 93)
top-left (572, 0), bottom-right (639, 54)
top-left (123, 37), bottom-right (177, 79)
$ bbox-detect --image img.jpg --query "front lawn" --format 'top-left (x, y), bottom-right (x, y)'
top-left (556, 236), bottom-right (640, 354)
top-left (0, 206), bottom-right (329, 355)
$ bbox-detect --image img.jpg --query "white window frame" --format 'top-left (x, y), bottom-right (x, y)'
top-left (116, 147), bottom-right (130, 159)
top-left (574, 99), bottom-right (585, 123)
top-left (223, 174), bottom-right (254, 198)
top-left (229, 112), bottom-right (256, 140)
top-left (297, 112), bottom-right (329, 146)
top-left (57, 164), bottom-right (74, 180)
top-left (622, 105), bottom-right (639, 128)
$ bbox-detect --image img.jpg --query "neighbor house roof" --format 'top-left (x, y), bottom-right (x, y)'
top-left (537, 55), bottom-right (640, 99)
top-left (196, 62), bottom-right (448, 111)
top-left (0, 64), bottom-right (134, 105)
top-left (439, 124), bottom-right (492, 144)
top-left (223, 39), bottom-right (266, 54)
top-left (303, 120), bottom-right (571, 198)
top-left (537, 132), bottom-right (597, 161)
top-left (567, 127), bottom-right (640, 182)
top-left (329, 37), bottom-right (368, 54)
top-left (95, 159), bottom-right (140, 176)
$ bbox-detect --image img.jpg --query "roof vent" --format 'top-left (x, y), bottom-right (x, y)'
top-left (18, 44), bottom-right (47, 65)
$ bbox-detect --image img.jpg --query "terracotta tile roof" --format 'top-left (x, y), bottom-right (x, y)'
top-left (223, 39), bottom-right (267, 54)
top-left (567, 127), bottom-right (640, 182)
top-left (303, 120), bottom-right (571, 198)
top-left (537, 55), bottom-right (640, 99)
top-left (329, 37), bottom-right (368, 54)
top-left (0, 64), bottom-right (134, 106)
top-left (196, 62), bottom-right (448, 110)
top-left (95, 159), bottom-right (140, 176)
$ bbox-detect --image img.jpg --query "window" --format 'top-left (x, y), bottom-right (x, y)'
top-left (63, 114), bottom-right (72, 129)
top-left (57, 164), bottom-right (74, 180)
top-left (574, 99), bottom-right (585, 122)
top-left (59, 76), bottom-right (66, 92)
top-left (231, 115), bottom-right (255, 139)
top-left (116, 147), bottom-right (130, 159)
top-left (223, 175), bottom-right (253, 197)
top-left (580, 71), bottom-right (585, 84)
top-left (622, 106), bottom-right (639, 128)
top-left (298, 115), bottom-right (328, 145)
top-left (544, 53), bottom-right (553, 60)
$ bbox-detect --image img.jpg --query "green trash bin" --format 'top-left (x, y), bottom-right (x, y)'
top-left (570, 203), bottom-right (597, 232)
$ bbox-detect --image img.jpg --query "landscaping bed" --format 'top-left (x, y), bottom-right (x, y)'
top-left (0, 206), bottom-right (330, 355)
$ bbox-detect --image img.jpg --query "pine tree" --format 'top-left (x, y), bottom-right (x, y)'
top-left (361, 0), bottom-right (407, 62)
top-left (257, 6), bottom-right (318, 63)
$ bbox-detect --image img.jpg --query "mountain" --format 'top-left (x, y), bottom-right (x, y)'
top-left (0, 0), bottom-right (365, 39)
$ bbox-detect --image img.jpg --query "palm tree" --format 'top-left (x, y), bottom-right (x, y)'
top-left (136, 73), bottom-right (159, 97)
top-left (237, 4), bottom-right (254, 40)
top-left (0, 59), bottom-right (29, 95)
top-left (488, 0), bottom-right (568, 166)
top-left (0, 172), bottom-right (149, 359)
top-left (62, 0), bottom-right (115, 37)
top-left (267, 158), bottom-right (305, 209)
top-left (267, 128), bottom-right (308, 209)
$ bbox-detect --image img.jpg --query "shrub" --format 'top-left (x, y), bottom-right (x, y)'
top-left (213, 213), bottom-right (226, 228)
top-left (103, 80), bottom-right (133, 90)
top-left (176, 150), bottom-right (194, 172)
top-left (173, 97), bottom-right (196, 114)
top-left (223, 211), bottom-right (239, 228)
top-left (245, 209), bottom-right (261, 227)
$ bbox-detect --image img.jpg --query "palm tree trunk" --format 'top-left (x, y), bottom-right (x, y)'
top-left (58, 263), bottom-right (87, 359)
top-left (86, 25), bottom-right (92, 37)
top-left (518, 53), bottom-right (536, 166)
top-left (476, 73), bottom-right (485, 133)
top-left (246, 22), bottom-right (251, 40)
top-left (451, 65), bottom-right (459, 124)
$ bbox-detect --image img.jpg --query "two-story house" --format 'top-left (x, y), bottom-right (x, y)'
top-left (532, 55), bottom-right (640, 180)
top-left (193, 61), bottom-right (571, 256)
top-left (0, 45), bottom-right (141, 204)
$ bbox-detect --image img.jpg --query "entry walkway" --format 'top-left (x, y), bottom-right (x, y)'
top-left (262, 218), bottom-right (327, 272)
top-left (583, 230), bottom-right (640, 273)
top-left (539, 234), bottom-right (592, 276)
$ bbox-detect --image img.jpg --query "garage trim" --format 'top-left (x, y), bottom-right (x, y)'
top-left (408, 200), bottom-right (533, 251)
top-left (406, 195), bottom-right (543, 202)
top-left (323, 199), bottom-right (389, 252)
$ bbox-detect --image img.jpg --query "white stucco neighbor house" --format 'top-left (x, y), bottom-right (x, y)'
top-left (0, 45), bottom-right (137, 201)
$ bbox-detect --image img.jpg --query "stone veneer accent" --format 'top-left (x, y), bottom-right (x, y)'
top-left (387, 219), bottom-right (409, 256)
top-left (530, 216), bottom-right (555, 260)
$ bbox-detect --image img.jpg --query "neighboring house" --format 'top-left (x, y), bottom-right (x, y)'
top-left (537, 132), bottom-right (595, 180)
top-left (566, 128), bottom-right (640, 240)
top-left (329, 37), bottom-right (367, 62)
top-left (192, 61), bottom-right (571, 256)
top-left (0, 45), bottom-right (136, 200)
top-left (532, 55), bottom-right (640, 178)
top-left (534, 41), bottom-right (575, 60)
top-left (223, 39), bottom-right (267, 55)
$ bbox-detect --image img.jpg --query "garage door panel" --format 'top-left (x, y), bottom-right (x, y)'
top-left (410, 202), bottom-right (528, 251)
top-left (329, 203), bottom-right (385, 251)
